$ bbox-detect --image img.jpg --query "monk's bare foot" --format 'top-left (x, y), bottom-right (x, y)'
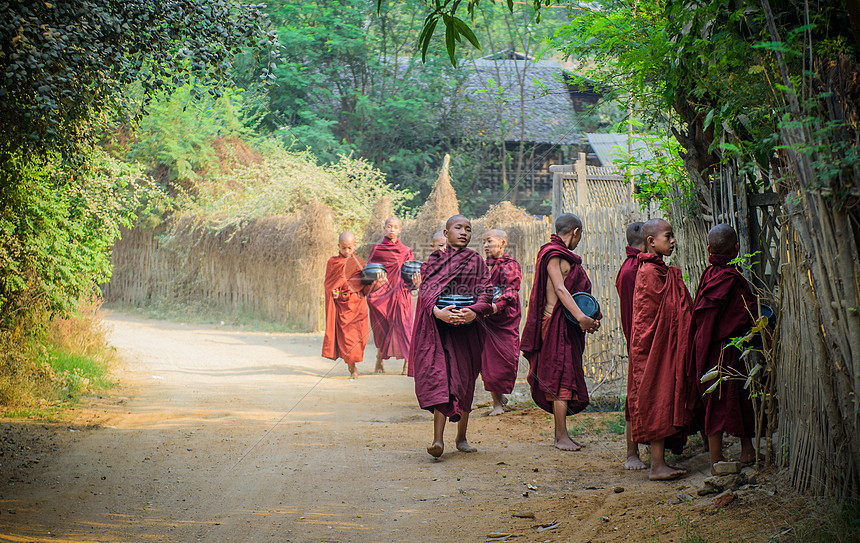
top-left (374, 361), bottom-right (385, 374)
top-left (349, 371), bottom-right (358, 380)
top-left (624, 455), bottom-right (647, 470)
top-left (401, 360), bottom-right (408, 375)
top-left (487, 405), bottom-right (504, 416)
top-left (554, 435), bottom-right (583, 451)
top-left (455, 439), bottom-right (477, 453)
top-left (427, 442), bottom-right (444, 458)
top-left (649, 465), bottom-right (687, 481)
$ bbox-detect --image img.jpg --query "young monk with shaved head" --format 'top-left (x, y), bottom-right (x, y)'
top-left (691, 224), bottom-right (757, 474)
top-left (615, 221), bottom-right (646, 469)
top-left (323, 232), bottom-right (387, 379)
top-left (481, 229), bottom-right (522, 416)
top-left (430, 230), bottom-right (447, 253)
top-left (521, 213), bottom-right (600, 451)
top-left (366, 217), bottom-right (415, 375)
top-left (411, 215), bottom-right (493, 457)
top-left (628, 218), bottom-right (697, 480)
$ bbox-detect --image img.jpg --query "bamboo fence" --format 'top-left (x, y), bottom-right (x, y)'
top-left (104, 201), bottom-right (336, 332)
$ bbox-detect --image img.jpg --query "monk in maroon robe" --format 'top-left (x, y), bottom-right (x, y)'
top-left (691, 224), bottom-right (757, 473)
top-left (628, 218), bottom-right (697, 480)
top-left (322, 232), bottom-right (386, 379)
top-left (481, 229), bottom-right (522, 416)
top-left (521, 214), bottom-right (600, 451)
top-left (366, 217), bottom-right (415, 375)
top-left (614, 222), bottom-right (647, 470)
top-left (411, 215), bottom-right (493, 458)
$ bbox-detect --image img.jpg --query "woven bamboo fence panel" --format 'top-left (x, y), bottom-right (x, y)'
top-left (104, 201), bottom-right (336, 332)
top-left (576, 205), bottom-right (652, 395)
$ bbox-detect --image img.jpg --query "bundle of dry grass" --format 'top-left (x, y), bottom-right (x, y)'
top-left (400, 154), bottom-right (460, 260)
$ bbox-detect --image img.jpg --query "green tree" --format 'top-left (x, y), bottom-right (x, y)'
top-left (0, 0), bottom-right (276, 328)
top-left (263, 0), bottom-right (467, 199)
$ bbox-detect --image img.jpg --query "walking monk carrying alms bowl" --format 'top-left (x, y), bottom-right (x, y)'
top-left (481, 229), bottom-right (522, 416)
top-left (366, 217), bottom-right (416, 375)
top-left (411, 215), bottom-right (494, 458)
top-left (322, 232), bottom-right (388, 379)
top-left (521, 213), bottom-right (600, 452)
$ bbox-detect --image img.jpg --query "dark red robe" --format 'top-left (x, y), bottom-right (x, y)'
top-left (481, 253), bottom-right (522, 394)
top-left (627, 252), bottom-right (696, 444)
top-left (691, 253), bottom-right (756, 437)
top-left (410, 246), bottom-right (493, 422)
top-left (521, 234), bottom-right (592, 416)
top-left (615, 245), bottom-right (641, 421)
top-left (615, 246), bottom-right (642, 346)
top-left (322, 254), bottom-right (371, 365)
top-left (366, 237), bottom-right (414, 360)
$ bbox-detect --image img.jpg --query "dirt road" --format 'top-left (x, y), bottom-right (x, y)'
top-left (0, 313), bottom-right (797, 542)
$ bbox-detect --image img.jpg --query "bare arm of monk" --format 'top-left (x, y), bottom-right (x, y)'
top-left (547, 257), bottom-right (598, 333)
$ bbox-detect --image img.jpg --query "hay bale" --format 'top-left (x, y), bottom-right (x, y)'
top-left (471, 201), bottom-right (532, 253)
top-left (401, 154), bottom-right (460, 260)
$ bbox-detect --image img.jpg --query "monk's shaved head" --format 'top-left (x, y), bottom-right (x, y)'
top-left (555, 213), bottom-right (582, 235)
top-left (641, 218), bottom-right (671, 240)
top-left (626, 222), bottom-right (644, 247)
top-left (445, 214), bottom-right (470, 229)
top-left (432, 230), bottom-right (445, 241)
top-left (384, 216), bottom-right (401, 227)
top-left (486, 228), bottom-right (507, 241)
top-left (338, 231), bottom-right (355, 244)
top-left (708, 223), bottom-right (739, 255)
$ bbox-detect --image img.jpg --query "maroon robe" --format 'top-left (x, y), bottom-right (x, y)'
top-left (521, 234), bottom-right (592, 415)
top-left (322, 254), bottom-right (372, 365)
top-left (481, 253), bottom-right (522, 394)
top-left (615, 245), bottom-right (641, 421)
top-left (366, 237), bottom-right (414, 360)
top-left (691, 253), bottom-right (756, 437)
top-left (615, 246), bottom-right (642, 346)
top-left (410, 246), bottom-right (493, 422)
top-left (628, 252), bottom-right (696, 444)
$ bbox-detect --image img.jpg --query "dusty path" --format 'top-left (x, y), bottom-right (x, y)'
top-left (0, 313), bottom-right (796, 542)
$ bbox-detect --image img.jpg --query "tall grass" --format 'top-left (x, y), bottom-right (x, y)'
top-left (0, 292), bottom-right (116, 416)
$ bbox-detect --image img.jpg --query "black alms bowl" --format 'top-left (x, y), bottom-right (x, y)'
top-left (435, 294), bottom-right (475, 309)
top-left (562, 292), bottom-right (601, 323)
top-left (361, 263), bottom-right (386, 284)
top-left (401, 260), bottom-right (423, 286)
top-left (492, 286), bottom-right (504, 302)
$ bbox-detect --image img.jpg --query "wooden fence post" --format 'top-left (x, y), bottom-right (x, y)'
top-left (576, 152), bottom-right (588, 208)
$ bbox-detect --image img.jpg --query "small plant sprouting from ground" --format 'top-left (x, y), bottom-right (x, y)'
top-left (604, 412), bottom-right (626, 435)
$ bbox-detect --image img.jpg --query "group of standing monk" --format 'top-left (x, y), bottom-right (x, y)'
top-left (324, 212), bottom-right (760, 481)
top-left (617, 218), bottom-right (760, 480)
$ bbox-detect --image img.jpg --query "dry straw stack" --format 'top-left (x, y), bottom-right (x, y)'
top-left (399, 154), bottom-right (460, 261)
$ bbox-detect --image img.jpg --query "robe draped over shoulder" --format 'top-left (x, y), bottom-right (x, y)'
top-left (627, 252), bottom-right (696, 443)
top-left (615, 246), bottom-right (642, 346)
top-left (691, 253), bottom-right (757, 437)
top-left (615, 245), bottom-right (642, 420)
top-left (366, 238), bottom-right (414, 360)
top-left (410, 246), bottom-right (493, 422)
top-left (322, 254), bottom-right (371, 365)
top-left (481, 253), bottom-right (522, 394)
top-left (521, 235), bottom-right (592, 416)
